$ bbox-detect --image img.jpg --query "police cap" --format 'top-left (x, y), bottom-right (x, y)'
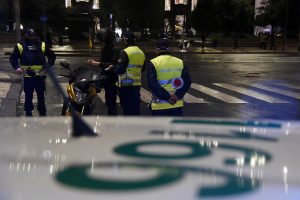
top-left (25, 28), bottom-right (36, 37)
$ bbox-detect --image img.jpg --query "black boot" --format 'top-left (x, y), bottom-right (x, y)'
top-left (39, 112), bottom-right (46, 116)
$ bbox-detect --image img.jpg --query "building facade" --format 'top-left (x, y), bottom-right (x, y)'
top-left (64, 0), bottom-right (100, 39)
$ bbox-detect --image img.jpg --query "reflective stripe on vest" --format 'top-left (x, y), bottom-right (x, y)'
top-left (150, 55), bottom-right (184, 110)
top-left (17, 42), bottom-right (46, 77)
top-left (17, 42), bottom-right (46, 55)
top-left (118, 46), bottom-right (145, 87)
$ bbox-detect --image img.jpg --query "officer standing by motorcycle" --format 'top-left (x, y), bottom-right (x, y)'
top-left (147, 38), bottom-right (191, 116)
top-left (87, 28), bottom-right (120, 115)
top-left (107, 31), bottom-right (145, 116)
top-left (9, 28), bottom-right (56, 116)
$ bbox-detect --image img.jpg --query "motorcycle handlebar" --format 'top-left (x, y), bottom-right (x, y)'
top-left (59, 74), bottom-right (70, 78)
top-left (77, 78), bottom-right (104, 84)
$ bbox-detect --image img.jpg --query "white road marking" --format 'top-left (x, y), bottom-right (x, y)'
top-left (192, 83), bottom-right (247, 103)
top-left (214, 83), bottom-right (289, 103)
top-left (250, 83), bottom-right (300, 100)
top-left (0, 82), bottom-right (11, 97)
top-left (272, 82), bottom-right (300, 90)
top-left (183, 93), bottom-right (208, 103)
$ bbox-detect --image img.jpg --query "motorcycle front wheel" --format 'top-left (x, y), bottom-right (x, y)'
top-left (61, 100), bottom-right (70, 116)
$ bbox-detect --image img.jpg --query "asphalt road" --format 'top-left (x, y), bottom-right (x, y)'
top-left (1, 53), bottom-right (300, 119)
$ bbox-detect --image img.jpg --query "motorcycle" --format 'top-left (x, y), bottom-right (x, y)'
top-left (59, 62), bottom-right (105, 116)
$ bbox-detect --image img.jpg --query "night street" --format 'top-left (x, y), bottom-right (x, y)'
top-left (1, 52), bottom-right (300, 119)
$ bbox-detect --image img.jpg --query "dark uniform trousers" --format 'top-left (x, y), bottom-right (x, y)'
top-left (119, 86), bottom-right (140, 116)
top-left (104, 82), bottom-right (117, 115)
top-left (24, 76), bottom-right (46, 116)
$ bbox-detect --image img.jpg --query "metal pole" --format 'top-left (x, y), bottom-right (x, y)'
top-left (15, 0), bottom-right (21, 42)
top-left (283, 0), bottom-right (290, 52)
top-left (298, 27), bottom-right (300, 51)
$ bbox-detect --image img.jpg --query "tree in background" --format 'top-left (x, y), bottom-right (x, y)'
top-left (191, 0), bottom-right (254, 35)
top-left (215, 0), bottom-right (254, 35)
top-left (255, 0), bottom-right (285, 32)
top-left (255, 0), bottom-right (299, 37)
top-left (255, 0), bottom-right (300, 50)
top-left (191, 0), bottom-right (216, 37)
top-left (191, 0), bottom-right (216, 49)
top-left (0, 0), bottom-right (14, 31)
top-left (100, 0), bottom-right (164, 38)
top-left (191, 0), bottom-right (254, 48)
top-left (20, 0), bottom-right (67, 34)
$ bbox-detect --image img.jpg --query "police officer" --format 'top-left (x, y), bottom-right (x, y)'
top-left (87, 28), bottom-right (120, 115)
top-left (107, 31), bottom-right (145, 116)
top-left (147, 38), bottom-right (191, 116)
top-left (9, 28), bottom-right (56, 116)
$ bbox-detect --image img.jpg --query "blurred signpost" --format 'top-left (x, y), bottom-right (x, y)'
top-left (14, 0), bottom-right (21, 41)
top-left (40, 15), bottom-right (48, 43)
top-left (298, 27), bottom-right (300, 51)
top-left (282, 0), bottom-right (290, 52)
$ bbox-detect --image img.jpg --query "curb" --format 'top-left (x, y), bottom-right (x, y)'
top-left (4, 48), bottom-right (300, 56)
top-left (0, 82), bottom-right (22, 117)
top-left (44, 50), bottom-right (300, 57)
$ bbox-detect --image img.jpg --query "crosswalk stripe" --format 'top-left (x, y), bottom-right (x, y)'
top-left (0, 82), bottom-right (11, 97)
top-left (97, 91), bottom-right (121, 103)
top-left (271, 82), bottom-right (300, 90)
top-left (214, 83), bottom-right (289, 103)
top-left (184, 93), bottom-right (208, 103)
top-left (191, 83), bottom-right (247, 103)
top-left (19, 91), bottom-right (38, 104)
top-left (250, 83), bottom-right (300, 100)
top-left (97, 91), bottom-right (106, 103)
top-left (23, 82), bottom-right (300, 106)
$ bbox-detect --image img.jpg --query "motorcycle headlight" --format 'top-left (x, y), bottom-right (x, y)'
top-left (74, 86), bottom-right (88, 103)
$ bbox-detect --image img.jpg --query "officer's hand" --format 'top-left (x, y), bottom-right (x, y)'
top-left (87, 59), bottom-right (100, 66)
top-left (16, 68), bottom-right (23, 74)
top-left (168, 94), bottom-right (178, 105)
top-left (87, 59), bottom-right (93, 65)
top-left (105, 65), bottom-right (114, 71)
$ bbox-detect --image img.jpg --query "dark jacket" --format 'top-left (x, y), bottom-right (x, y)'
top-left (9, 40), bottom-right (56, 70)
top-left (99, 43), bottom-right (120, 83)
top-left (147, 52), bottom-right (191, 101)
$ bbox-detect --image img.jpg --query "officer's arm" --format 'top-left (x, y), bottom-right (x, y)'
top-left (113, 51), bottom-right (129, 75)
top-left (175, 64), bottom-right (192, 99)
top-left (141, 60), bottom-right (147, 73)
top-left (100, 48), bottom-right (120, 69)
top-left (9, 45), bottom-right (21, 70)
top-left (44, 46), bottom-right (56, 66)
top-left (147, 61), bottom-right (171, 101)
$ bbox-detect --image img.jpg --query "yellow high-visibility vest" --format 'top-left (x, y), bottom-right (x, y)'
top-left (150, 55), bottom-right (184, 110)
top-left (118, 46), bottom-right (145, 87)
top-left (17, 42), bottom-right (46, 77)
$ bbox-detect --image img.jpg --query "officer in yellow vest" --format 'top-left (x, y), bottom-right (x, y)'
top-left (9, 28), bottom-right (56, 116)
top-left (147, 38), bottom-right (191, 116)
top-left (107, 31), bottom-right (145, 115)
